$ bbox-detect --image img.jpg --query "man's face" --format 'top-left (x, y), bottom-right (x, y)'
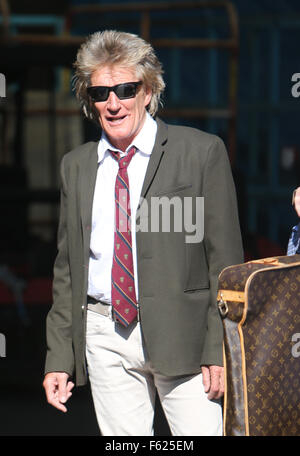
top-left (90, 65), bottom-right (152, 151)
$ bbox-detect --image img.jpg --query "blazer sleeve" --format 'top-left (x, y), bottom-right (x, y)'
top-left (44, 155), bottom-right (75, 377)
top-left (200, 136), bottom-right (244, 366)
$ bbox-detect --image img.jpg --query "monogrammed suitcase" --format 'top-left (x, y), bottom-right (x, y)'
top-left (217, 254), bottom-right (300, 436)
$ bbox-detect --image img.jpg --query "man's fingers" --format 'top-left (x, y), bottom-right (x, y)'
top-left (57, 374), bottom-right (69, 403)
top-left (43, 372), bottom-right (72, 412)
top-left (202, 365), bottom-right (224, 400)
top-left (43, 374), bottom-right (57, 403)
top-left (67, 381), bottom-right (75, 395)
top-left (44, 382), bottom-right (67, 412)
top-left (207, 366), bottom-right (223, 400)
top-left (64, 381), bottom-right (75, 402)
top-left (219, 368), bottom-right (225, 396)
top-left (201, 365), bottom-right (211, 393)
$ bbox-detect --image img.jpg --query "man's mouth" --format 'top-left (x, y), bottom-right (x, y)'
top-left (106, 115), bottom-right (127, 125)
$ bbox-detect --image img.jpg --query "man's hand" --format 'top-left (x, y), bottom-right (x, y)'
top-left (293, 187), bottom-right (300, 217)
top-left (201, 365), bottom-right (224, 400)
top-left (43, 372), bottom-right (74, 413)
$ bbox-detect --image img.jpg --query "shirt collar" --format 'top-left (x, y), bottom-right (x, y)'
top-left (97, 112), bottom-right (157, 163)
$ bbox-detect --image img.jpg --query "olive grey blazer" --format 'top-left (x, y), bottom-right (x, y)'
top-left (45, 118), bottom-right (244, 386)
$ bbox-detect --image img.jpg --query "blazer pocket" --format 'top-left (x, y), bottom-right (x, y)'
top-left (184, 242), bottom-right (210, 292)
top-left (153, 183), bottom-right (192, 198)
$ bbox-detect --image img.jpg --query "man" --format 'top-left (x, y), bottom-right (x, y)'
top-left (287, 187), bottom-right (300, 255)
top-left (43, 30), bottom-right (244, 436)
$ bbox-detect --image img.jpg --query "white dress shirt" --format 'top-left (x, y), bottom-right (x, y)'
top-left (87, 112), bottom-right (157, 303)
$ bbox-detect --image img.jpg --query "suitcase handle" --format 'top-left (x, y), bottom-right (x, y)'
top-left (247, 257), bottom-right (283, 265)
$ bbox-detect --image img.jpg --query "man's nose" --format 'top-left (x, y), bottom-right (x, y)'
top-left (107, 90), bottom-right (121, 110)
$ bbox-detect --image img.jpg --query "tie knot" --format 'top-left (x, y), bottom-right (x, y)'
top-left (110, 146), bottom-right (136, 169)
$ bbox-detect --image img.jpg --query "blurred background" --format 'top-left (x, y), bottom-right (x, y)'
top-left (0, 0), bottom-right (300, 436)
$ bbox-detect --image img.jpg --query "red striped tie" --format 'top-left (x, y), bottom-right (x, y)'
top-left (110, 146), bottom-right (138, 326)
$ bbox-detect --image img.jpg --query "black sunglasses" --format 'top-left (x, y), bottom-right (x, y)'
top-left (87, 81), bottom-right (142, 102)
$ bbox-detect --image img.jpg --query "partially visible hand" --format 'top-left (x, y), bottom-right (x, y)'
top-left (293, 187), bottom-right (300, 218)
top-left (43, 372), bottom-right (74, 412)
top-left (201, 365), bottom-right (224, 400)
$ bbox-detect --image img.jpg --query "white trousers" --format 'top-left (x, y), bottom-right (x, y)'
top-left (85, 309), bottom-right (222, 436)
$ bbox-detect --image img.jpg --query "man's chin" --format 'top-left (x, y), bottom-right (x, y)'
top-left (106, 131), bottom-right (133, 151)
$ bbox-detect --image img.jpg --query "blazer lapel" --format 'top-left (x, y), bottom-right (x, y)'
top-left (140, 117), bottom-right (168, 199)
top-left (80, 142), bottom-right (99, 260)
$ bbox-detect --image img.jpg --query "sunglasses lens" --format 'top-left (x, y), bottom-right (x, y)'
top-left (116, 83), bottom-right (137, 99)
top-left (88, 86), bottom-right (109, 102)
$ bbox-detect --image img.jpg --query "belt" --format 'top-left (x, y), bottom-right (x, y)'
top-left (87, 296), bottom-right (140, 322)
top-left (87, 296), bottom-right (113, 318)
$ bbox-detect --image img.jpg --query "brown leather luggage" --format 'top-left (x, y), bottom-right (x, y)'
top-left (217, 254), bottom-right (300, 436)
